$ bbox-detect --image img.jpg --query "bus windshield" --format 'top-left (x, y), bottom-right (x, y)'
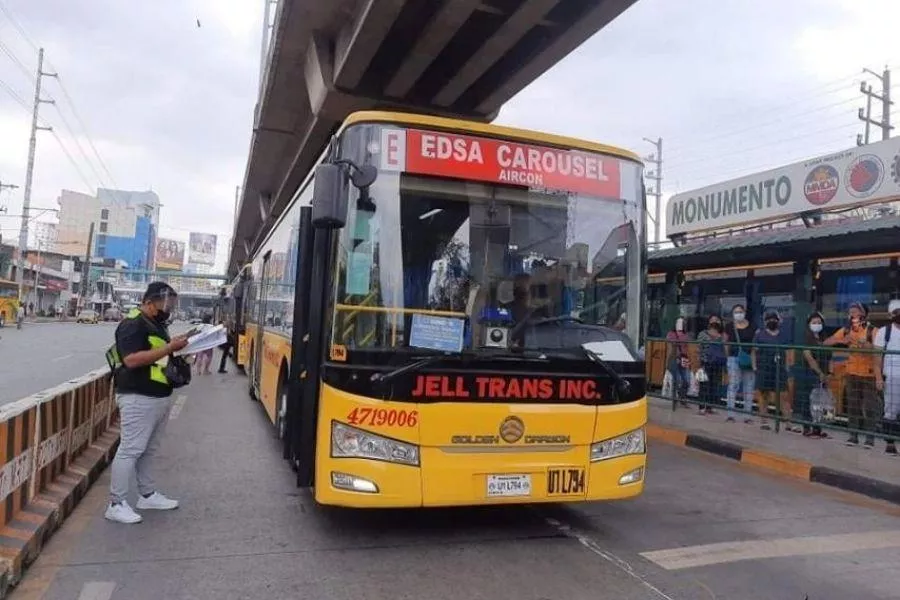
top-left (330, 126), bottom-right (645, 358)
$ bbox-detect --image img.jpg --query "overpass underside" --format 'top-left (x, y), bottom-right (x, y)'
top-left (229, 0), bottom-right (639, 274)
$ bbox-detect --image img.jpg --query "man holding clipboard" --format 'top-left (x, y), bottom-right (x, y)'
top-left (104, 282), bottom-right (191, 524)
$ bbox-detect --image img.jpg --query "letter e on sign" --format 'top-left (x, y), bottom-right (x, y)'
top-left (381, 128), bottom-right (406, 172)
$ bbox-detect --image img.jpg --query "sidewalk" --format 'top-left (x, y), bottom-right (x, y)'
top-left (13, 369), bottom-right (307, 600)
top-left (647, 395), bottom-right (900, 505)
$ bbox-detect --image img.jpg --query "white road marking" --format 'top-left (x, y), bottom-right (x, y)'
top-left (543, 516), bottom-right (676, 600)
top-left (51, 353), bottom-right (74, 362)
top-left (640, 530), bottom-right (900, 571)
top-left (77, 581), bottom-right (116, 600)
top-left (169, 394), bottom-right (187, 420)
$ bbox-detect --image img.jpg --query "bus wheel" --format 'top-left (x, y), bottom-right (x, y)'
top-left (276, 376), bottom-right (288, 442)
top-left (247, 353), bottom-right (258, 401)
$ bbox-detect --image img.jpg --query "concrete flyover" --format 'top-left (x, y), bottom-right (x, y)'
top-left (228, 0), bottom-right (640, 275)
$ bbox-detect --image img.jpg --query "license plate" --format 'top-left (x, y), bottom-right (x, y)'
top-left (547, 467), bottom-right (586, 496)
top-left (486, 474), bottom-right (532, 498)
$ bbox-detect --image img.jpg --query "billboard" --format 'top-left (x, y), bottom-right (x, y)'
top-left (189, 232), bottom-right (217, 265)
top-left (665, 136), bottom-right (900, 236)
top-left (155, 238), bottom-right (185, 271)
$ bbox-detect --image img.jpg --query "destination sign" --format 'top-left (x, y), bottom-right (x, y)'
top-left (379, 127), bottom-right (626, 198)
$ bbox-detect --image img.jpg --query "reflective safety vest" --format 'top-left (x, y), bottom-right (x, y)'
top-left (106, 308), bottom-right (171, 387)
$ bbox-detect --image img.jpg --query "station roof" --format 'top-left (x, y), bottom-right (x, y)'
top-left (228, 0), bottom-right (640, 275)
top-left (648, 215), bottom-right (900, 272)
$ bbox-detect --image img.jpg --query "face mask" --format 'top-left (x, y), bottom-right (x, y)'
top-left (810, 323), bottom-right (823, 334)
top-left (765, 320), bottom-right (779, 331)
top-left (733, 312), bottom-right (745, 322)
top-left (155, 310), bottom-right (171, 324)
top-left (675, 321), bottom-right (684, 332)
top-left (709, 322), bottom-right (722, 332)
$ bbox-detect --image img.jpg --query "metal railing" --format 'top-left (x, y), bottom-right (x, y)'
top-left (645, 335), bottom-right (900, 445)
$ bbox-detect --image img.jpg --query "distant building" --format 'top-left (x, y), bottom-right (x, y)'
top-left (55, 188), bottom-right (160, 270)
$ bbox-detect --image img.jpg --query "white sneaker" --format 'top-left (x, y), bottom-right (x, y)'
top-left (105, 501), bottom-right (142, 524)
top-left (136, 491), bottom-right (179, 510)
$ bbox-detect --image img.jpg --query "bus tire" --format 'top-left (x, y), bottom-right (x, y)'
top-left (276, 365), bottom-right (293, 463)
top-left (247, 349), bottom-right (259, 402)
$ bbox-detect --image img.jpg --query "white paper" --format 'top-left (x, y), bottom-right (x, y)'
top-left (175, 324), bottom-right (227, 356)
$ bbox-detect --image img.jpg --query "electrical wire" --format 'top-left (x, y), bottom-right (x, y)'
top-left (0, 0), bottom-right (39, 52)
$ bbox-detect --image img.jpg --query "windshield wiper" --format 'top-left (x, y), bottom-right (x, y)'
top-left (581, 346), bottom-right (632, 396)
top-left (370, 354), bottom-right (455, 385)
top-left (370, 348), bottom-right (536, 385)
top-left (534, 346), bottom-right (631, 397)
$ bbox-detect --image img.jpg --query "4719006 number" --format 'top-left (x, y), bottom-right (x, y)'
top-left (346, 407), bottom-right (419, 427)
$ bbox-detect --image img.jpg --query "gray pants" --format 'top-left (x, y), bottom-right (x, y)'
top-left (109, 392), bottom-right (172, 504)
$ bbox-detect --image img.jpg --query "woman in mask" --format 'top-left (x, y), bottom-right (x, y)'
top-left (697, 315), bottom-right (727, 415)
top-left (794, 312), bottom-right (829, 437)
top-left (752, 310), bottom-right (794, 430)
top-left (726, 304), bottom-right (755, 423)
top-left (665, 317), bottom-right (692, 406)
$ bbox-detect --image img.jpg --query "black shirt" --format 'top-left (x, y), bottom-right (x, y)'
top-left (114, 313), bottom-right (173, 398)
top-left (728, 322), bottom-right (755, 357)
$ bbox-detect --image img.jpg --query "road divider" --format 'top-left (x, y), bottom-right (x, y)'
top-left (0, 369), bottom-right (119, 598)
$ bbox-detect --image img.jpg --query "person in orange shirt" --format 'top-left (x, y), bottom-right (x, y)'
top-left (824, 302), bottom-right (879, 447)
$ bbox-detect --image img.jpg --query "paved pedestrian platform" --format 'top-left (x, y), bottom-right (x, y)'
top-left (648, 396), bottom-right (900, 495)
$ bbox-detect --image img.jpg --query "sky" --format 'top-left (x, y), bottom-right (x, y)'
top-left (0, 0), bottom-right (898, 271)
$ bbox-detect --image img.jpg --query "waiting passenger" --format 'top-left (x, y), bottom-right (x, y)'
top-left (752, 310), bottom-right (794, 431)
top-left (697, 315), bottom-right (727, 415)
top-left (875, 299), bottom-right (900, 455)
top-left (665, 317), bottom-right (692, 406)
top-left (793, 312), bottom-right (829, 438)
top-left (824, 302), bottom-right (879, 447)
top-left (725, 304), bottom-right (755, 423)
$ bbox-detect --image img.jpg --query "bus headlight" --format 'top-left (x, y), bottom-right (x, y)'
top-left (331, 421), bottom-right (420, 466)
top-left (590, 427), bottom-right (645, 462)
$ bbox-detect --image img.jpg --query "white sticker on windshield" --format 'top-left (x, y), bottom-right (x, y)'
top-left (582, 341), bottom-right (636, 363)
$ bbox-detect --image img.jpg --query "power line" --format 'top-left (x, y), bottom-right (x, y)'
top-left (48, 102), bottom-right (111, 190)
top-left (0, 1), bottom-right (39, 52)
top-left (51, 73), bottom-right (120, 189)
top-left (49, 129), bottom-right (98, 194)
top-left (0, 37), bottom-right (33, 81)
top-left (0, 76), bottom-right (30, 111)
top-left (665, 95), bottom-right (861, 165)
top-left (668, 131), bottom-right (862, 190)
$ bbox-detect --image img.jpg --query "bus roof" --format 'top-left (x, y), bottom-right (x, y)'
top-left (340, 111), bottom-right (643, 164)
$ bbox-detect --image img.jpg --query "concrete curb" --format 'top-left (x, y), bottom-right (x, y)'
top-left (0, 427), bottom-right (119, 597)
top-left (646, 423), bottom-right (900, 506)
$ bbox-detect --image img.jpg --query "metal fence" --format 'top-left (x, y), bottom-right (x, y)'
top-left (645, 335), bottom-right (900, 445)
top-left (0, 368), bottom-right (119, 593)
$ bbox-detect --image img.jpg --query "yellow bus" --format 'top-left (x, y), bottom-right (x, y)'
top-left (0, 279), bottom-right (19, 328)
top-left (234, 111), bottom-right (649, 508)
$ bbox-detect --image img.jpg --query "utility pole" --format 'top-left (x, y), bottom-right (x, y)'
top-left (858, 66), bottom-right (893, 144)
top-left (79, 221), bottom-right (95, 311)
top-left (15, 47), bottom-right (57, 303)
top-left (642, 137), bottom-right (663, 245)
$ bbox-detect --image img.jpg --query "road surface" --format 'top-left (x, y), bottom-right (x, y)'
top-left (0, 320), bottom-right (193, 405)
top-left (14, 373), bottom-right (900, 600)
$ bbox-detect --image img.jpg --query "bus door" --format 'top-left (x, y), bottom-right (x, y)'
top-left (251, 251), bottom-right (272, 395)
top-left (285, 206), bottom-right (315, 469)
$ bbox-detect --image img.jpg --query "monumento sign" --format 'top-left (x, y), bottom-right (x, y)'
top-left (666, 136), bottom-right (900, 236)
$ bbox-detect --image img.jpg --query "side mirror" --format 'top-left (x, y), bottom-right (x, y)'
top-left (311, 163), bottom-right (347, 229)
